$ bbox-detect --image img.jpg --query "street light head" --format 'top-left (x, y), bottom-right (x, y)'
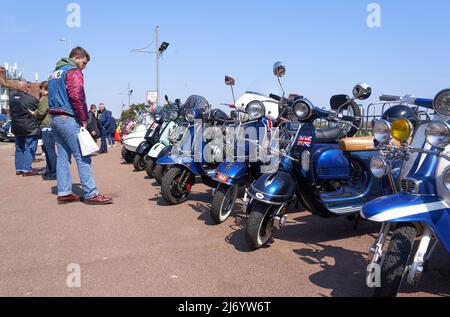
top-left (159, 42), bottom-right (170, 53)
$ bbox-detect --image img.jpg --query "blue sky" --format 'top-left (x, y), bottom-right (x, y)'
top-left (1, 0), bottom-right (449, 117)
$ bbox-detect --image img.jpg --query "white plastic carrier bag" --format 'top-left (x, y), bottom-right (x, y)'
top-left (78, 127), bottom-right (99, 156)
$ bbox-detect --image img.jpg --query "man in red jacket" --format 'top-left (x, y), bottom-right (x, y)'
top-left (48, 47), bottom-right (113, 205)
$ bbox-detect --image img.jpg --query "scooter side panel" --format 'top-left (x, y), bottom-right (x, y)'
top-left (122, 130), bottom-right (147, 152)
top-left (313, 145), bottom-right (350, 181)
top-left (362, 194), bottom-right (450, 252)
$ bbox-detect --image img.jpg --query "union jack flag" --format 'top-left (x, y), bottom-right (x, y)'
top-left (262, 118), bottom-right (273, 131)
top-left (297, 135), bottom-right (312, 147)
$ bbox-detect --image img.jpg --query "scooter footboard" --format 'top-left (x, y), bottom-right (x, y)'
top-left (362, 194), bottom-right (450, 251)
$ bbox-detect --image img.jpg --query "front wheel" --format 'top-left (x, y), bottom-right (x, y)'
top-left (133, 154), bottom-right (146, 171)
top-left (246, 201), bottom-right (277, 249)
top-left (122, 147), bottom-right (135, 163)
top-left (161, 166), bottom-right (195, 205)
top-left (210, 185), bottom-right (239, 224)
top-left (154, 164), bottom-right (166, 185)
top-left (145, 158), bottom-right (156, 179)
top-left (374, 223), bottom-right (417, 298)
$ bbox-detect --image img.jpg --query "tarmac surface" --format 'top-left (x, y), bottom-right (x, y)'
top-left (0, 142), bottom-right (448, 297)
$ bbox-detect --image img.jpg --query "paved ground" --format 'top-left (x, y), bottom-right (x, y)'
top-left (0, 142), bottom-right (448, 297)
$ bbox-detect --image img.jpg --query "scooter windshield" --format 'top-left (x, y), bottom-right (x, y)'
top-left (184, 95), bottom-right (209, 111)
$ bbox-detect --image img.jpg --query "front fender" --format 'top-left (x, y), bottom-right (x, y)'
top-left (156, 155), bottom-right (202, 174)
top-left (157, 146), bottom-right (172, 160)
top-left (148, 143), bottom-right (167, 158)
top-left (213, 162), bottom-right (249, 185)
top-left (362, 194), bottom-right (450, 251)
top-left (247, 171), bottom-right (297, 205)
top-left (136, 141), bottom-right (151, 156)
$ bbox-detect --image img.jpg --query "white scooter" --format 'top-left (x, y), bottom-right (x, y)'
top-left (121, 110), bottom-right (154, 163)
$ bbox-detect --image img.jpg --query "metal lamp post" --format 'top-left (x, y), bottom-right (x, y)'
top-left (58, 38), bottom-right (72, 52)
top-left (132, 25), bottom-right (169, 107)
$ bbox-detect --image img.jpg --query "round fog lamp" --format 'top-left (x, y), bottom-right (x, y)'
top-left (425, 121), bottom-right (450, 149)
top-left (370, 157), bottom-right (388, 179)
top-left (373, 119), bottom-right (391, 144)
top-left (391, 118), bottom-right (413, 143)
top-left (443, 168), bottom-right (450, 191)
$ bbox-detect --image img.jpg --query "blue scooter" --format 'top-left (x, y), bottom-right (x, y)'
top-left (158, 95), bottom-right (231, 205)
top-left (209, 75), bottom-right (282, 224)
top-left (362, 92), bottom-right (449, 297)
top-left (245, 63), bottom-right (400, 248)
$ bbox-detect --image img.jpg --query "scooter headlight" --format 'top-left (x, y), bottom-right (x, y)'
top-left (425, 121), bottom-right (450, 149)
top-left (373, 119), bottom-right (391, 144)
top-left (443, 168), bottom-right (450, 191)
top-left (246, 101), bottom-right (265, 120)
top-left (370, 157), bottom-right (388, 179)
top-left (433, 89), bottom-right (450, 117)
top-left (170, 110), bottom-right (179, 121)
top-left (185, 109), bottom-right (195, 122)
top-left (154, 113), bottom-right (162, 122)
top-left (293, 100), bottom-right (313, 120)
top-left (391, 118), bottom-right (413, 143)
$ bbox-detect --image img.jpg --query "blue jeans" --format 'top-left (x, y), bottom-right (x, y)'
top-left (107, 133), bottom-right (115, 146)
top-left (51, 116), bottom-right (98, 199)
top-left (100, 128), bottom-right (108, 153)
top-left (41, 128), bottom-right (57, 179)
top-left (15, 135), bottom-right (38, 173)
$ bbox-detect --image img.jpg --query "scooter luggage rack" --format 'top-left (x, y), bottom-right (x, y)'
top-left (314, 101), bottom-right (435, 138)
top-left (247, 119), bottom-right (302, 161)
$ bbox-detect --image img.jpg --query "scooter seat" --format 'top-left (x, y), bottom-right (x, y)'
top-left (315, 127), bottom-right (342, 143)
top-left (339, 137), bottom-right (377, 152)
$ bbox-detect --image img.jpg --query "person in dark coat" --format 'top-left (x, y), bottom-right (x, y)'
top-left (98, 103), bottom-right (110, 153)
top-left (87, 104), bottom-right (101, 141)
top-left (107, 113), bottom-right (117, 147)
top-left (0, 81), bottom-right (40, 176)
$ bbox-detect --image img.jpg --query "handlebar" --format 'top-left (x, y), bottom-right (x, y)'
top-left (269, 94), bottom-right (289, 104)
top-left (379, 94), bottom-right (434, 110)
top-left (380, 95), bottom-right (401, 102)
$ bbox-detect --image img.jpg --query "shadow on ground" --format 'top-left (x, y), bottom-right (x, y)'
top-left (51, 184), bottom-right (84, 197)
top-left (293, 242), bottom-right (371, 297)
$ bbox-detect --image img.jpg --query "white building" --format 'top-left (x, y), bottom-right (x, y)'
top-left (0, 87), bottom-right (9, 113)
